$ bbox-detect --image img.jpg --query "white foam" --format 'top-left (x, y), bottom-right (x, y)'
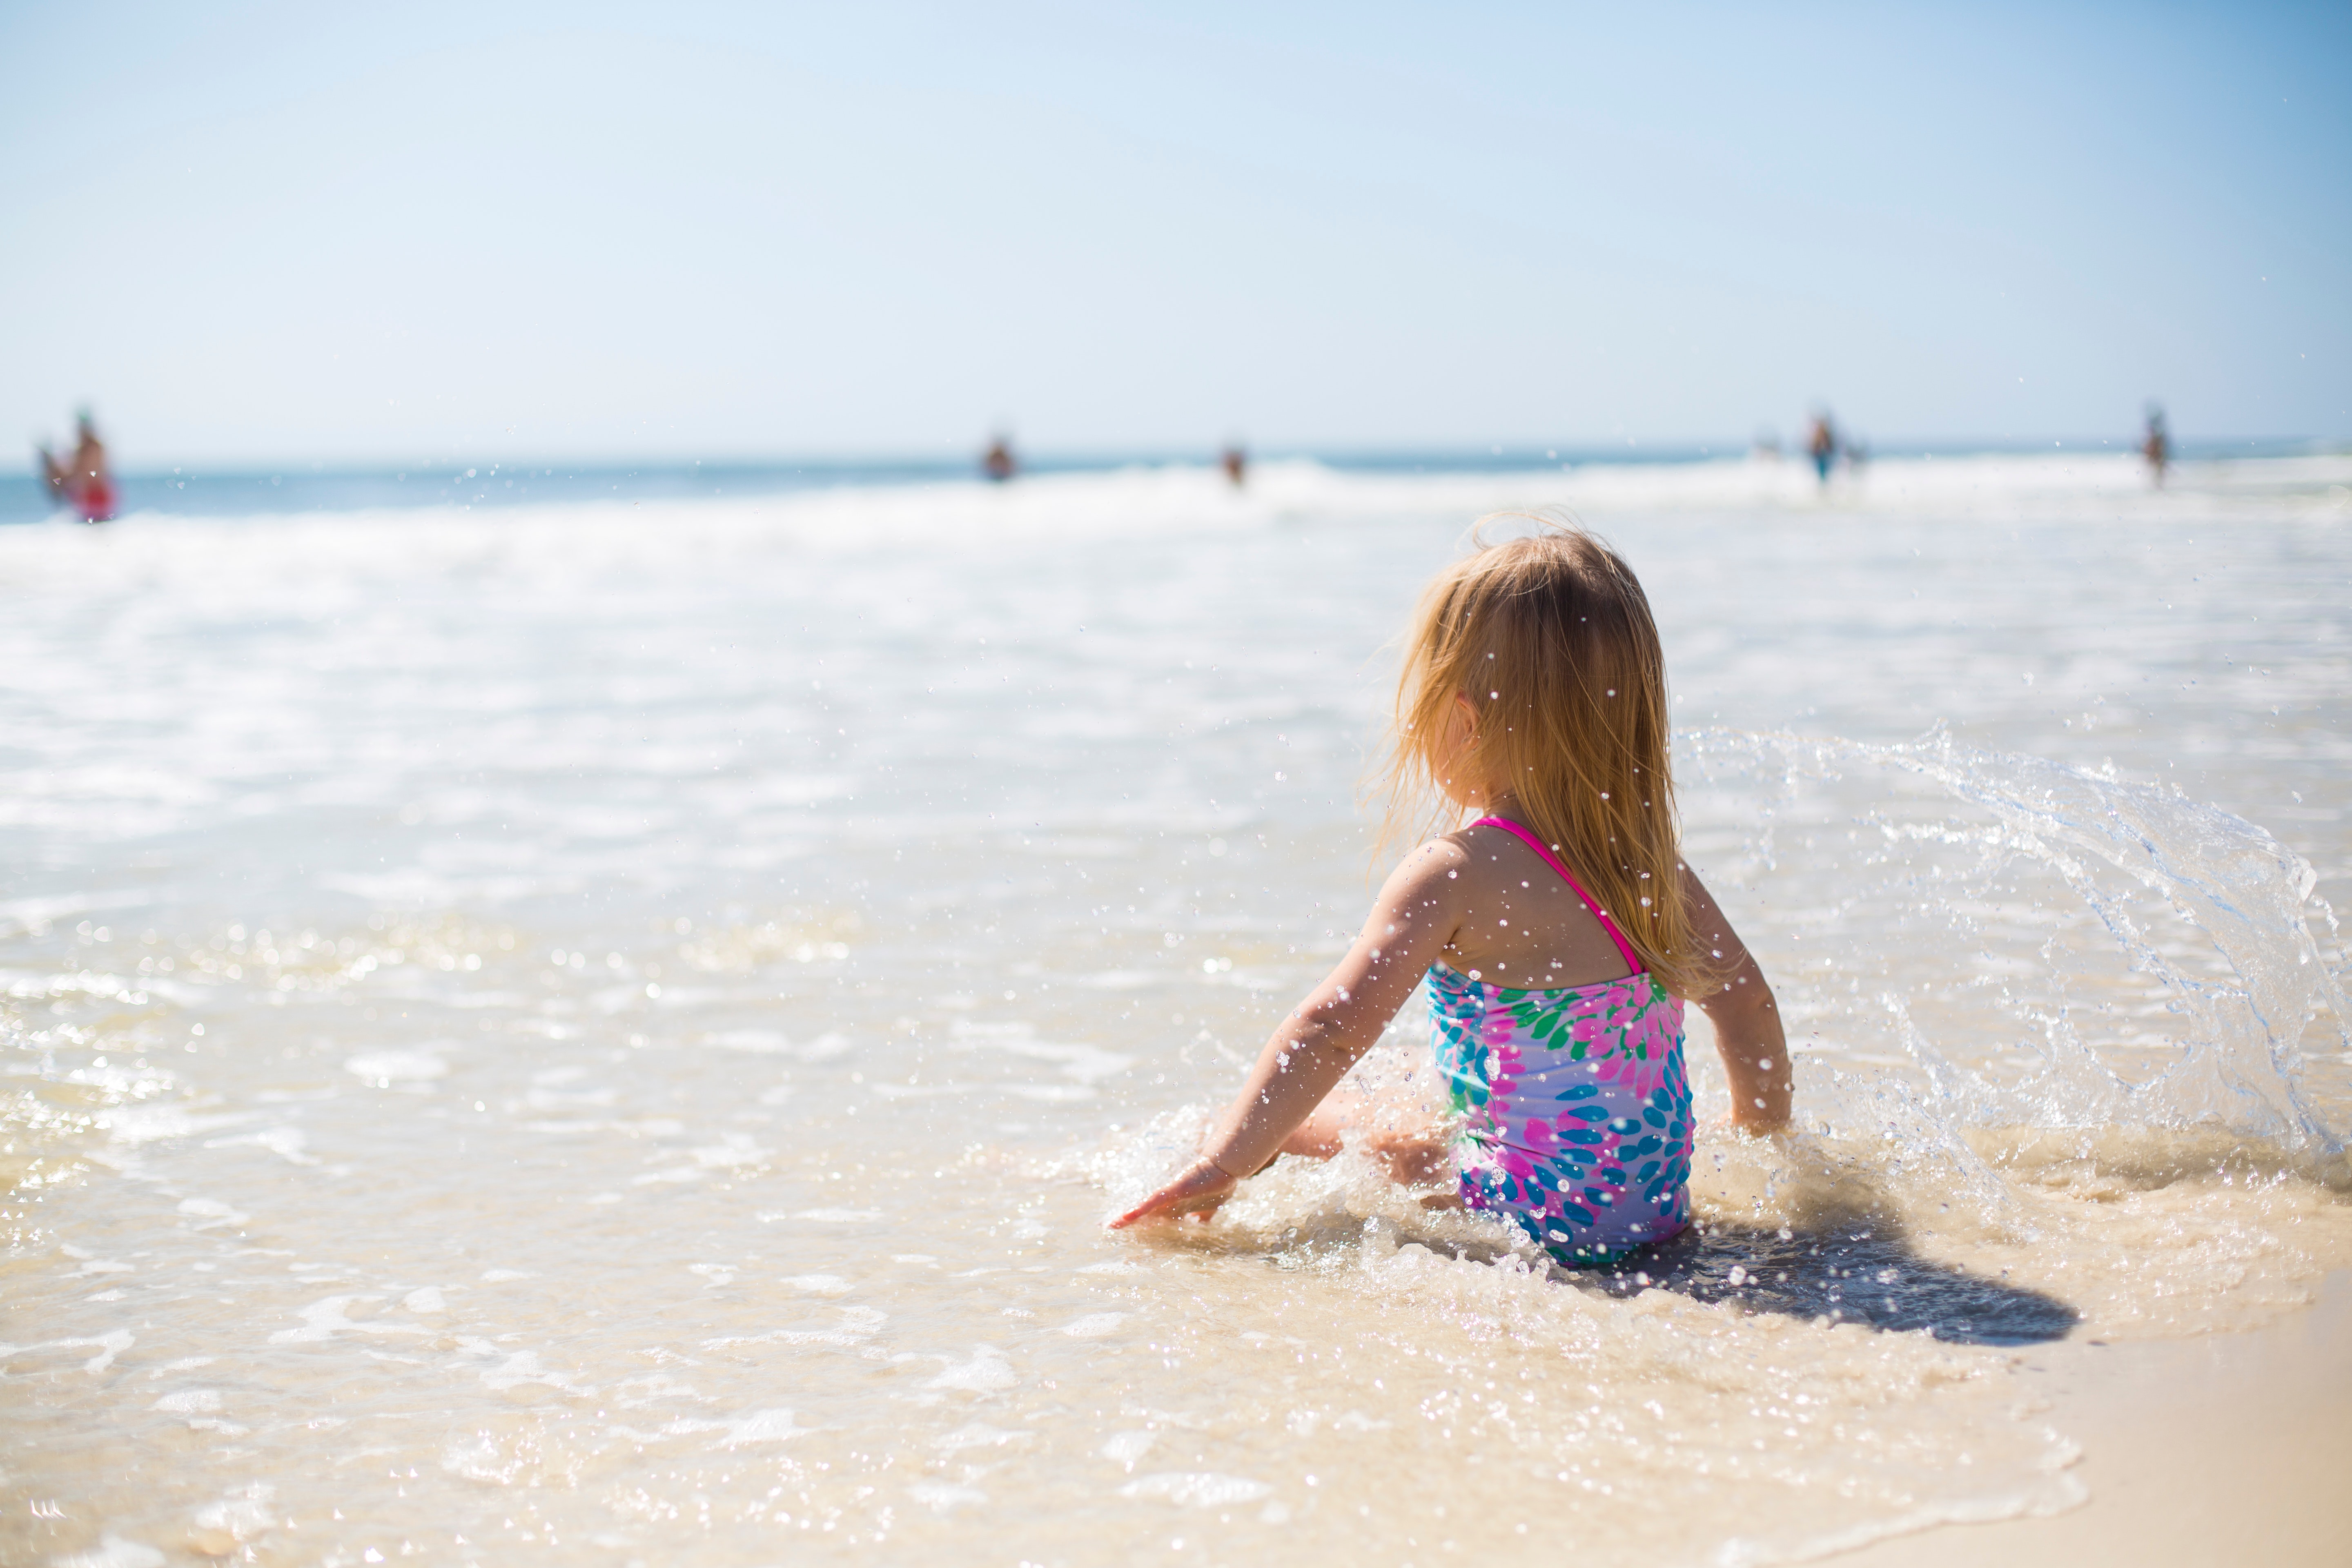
top-left (0, 1330), bottom-right (136, 1375)
top-left (343, 1049), bottom-right (448, 1084)
top-left (924, 1347), bottom-right (1017, 1393)
top-left (266, 1296), bottom-right (385, 1345)
top-left (202, 1127), bottom-right (316, 1165)
top-left (186, 1488), bottom-right (275, 1555)
top-left (702, 1408), bottom-right (810, 1446)
top-left (936, 1421), bottom-right (1030, 1452)
top-left (6, 453), bottom-right (2341, 610)
top-left (1118, 1472), bottom-right (1274, 1508)
top-left (148, 1389), bottom-right (223, 1414)
top-left (1100, 1430), bottom-right (1155, 1467)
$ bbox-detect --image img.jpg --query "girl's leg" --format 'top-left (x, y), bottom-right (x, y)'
top-left (1274, 1091), bottom-right (1456, 1196)
top-left (1360, 1127), bottom-right (1455, 1190)
top-left (1278, 1109), bottom-right (1348, 1159)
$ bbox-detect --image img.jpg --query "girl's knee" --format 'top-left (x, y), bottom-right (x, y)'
top-left (1367, 1132), bottom-right (1454, 1187)
top-left (1278, 1114), bottom-right (1345, 1159)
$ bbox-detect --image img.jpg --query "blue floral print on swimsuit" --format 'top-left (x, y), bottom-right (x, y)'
top-left (1428, 964), bottom-right (1693, 1265)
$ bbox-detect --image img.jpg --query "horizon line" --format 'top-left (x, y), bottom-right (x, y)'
top-left (30, 434), bottom-right (2343, 479)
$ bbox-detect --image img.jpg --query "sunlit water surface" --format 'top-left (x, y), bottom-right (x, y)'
top-left (3, 454), bottom-right (2349, 1566)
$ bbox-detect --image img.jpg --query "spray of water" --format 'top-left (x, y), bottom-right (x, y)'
top-left (1679, 728), bottom-right (2348, 1185)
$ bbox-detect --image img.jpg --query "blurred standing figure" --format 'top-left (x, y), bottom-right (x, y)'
top-left (1804, 410), bottom-right (1838, 485)
top-left (1220, 443), bottom-right (1247, 487)
top-left (2143, 404), bottom-right (2170, 487)
top-left (38, 409), bottom-right (117, 522)
top-left (982, 435), bottom-right (1017, 483)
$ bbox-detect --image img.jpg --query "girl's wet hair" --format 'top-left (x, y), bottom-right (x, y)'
top-left (1378, 516), bottom-right (1718, 999)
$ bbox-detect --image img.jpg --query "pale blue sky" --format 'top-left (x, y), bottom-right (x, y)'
top-left (4, 2), bottom-right (2346, 464)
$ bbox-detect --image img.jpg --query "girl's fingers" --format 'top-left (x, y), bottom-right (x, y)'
top-left (1106, 1161), bottom-right (1235, 1228)
top-left (1107, 1192), bottom-right (1186, 1228)
top-left (1105, 1194), bottom-right (1167, 1229)
top-left (1108, 1186), bottom-right (1218, 1228)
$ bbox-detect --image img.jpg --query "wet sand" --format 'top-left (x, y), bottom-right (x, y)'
top-left (1838, 1269), bottom-right (2352, 1567)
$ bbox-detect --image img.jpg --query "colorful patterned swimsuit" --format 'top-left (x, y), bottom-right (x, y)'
top-left (1429, 817), bottom-right (1695, 1267)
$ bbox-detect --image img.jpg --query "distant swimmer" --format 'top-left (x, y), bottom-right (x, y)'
top-left (37, 409), bottom-right (117, 522)
top-left (2143, 403), bottom-right (2170, 487)
top-left (1221, 444), bottom-right (1247, 487)
top-left (1804, 410), bottom-right (1838, 485)
top-left (982, 435), bottom-right (1017, 483)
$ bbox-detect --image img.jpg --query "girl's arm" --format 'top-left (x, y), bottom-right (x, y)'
top-left (1681, 868), bottom-right (1792, 1131)
top-left (1107, 843), bottom-right (1468, 1228)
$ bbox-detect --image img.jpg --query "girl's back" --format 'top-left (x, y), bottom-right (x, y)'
top-left (1430, 819), bottom-right (1692, 1264)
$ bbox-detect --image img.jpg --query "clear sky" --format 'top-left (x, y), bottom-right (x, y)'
top-left (4, 2), bottom-right (2346, 465)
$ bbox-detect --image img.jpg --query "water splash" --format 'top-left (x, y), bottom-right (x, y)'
top-left (1681, 727), bottom-right (2350, 1182)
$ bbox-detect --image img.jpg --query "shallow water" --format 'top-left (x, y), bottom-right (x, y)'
top-left (2, 453), bottom-right (2348, 1566)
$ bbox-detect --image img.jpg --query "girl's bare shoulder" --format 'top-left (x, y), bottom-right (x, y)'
top-left (1363, 841), bottom-right (1474, 948)
top-left (1426, 821), bottom-right (1532, 890)
top-left (1378, 836), bottom-right (1476, 901)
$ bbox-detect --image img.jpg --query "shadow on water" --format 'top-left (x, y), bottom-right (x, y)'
top-left (1124, 1169), bottom-right (2078, 1346)
top-left (1572, 1217), bottom-right (2079, 1346)
top-left (1205, 1204), bottom-right (2078, 1346)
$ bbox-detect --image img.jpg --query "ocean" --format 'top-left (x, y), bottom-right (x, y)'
top-left (2, 449), bottom-right (2347, 1565)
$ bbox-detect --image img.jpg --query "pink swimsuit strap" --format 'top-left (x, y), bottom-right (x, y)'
top-left (1467, 815), bottom-right (1644, 977)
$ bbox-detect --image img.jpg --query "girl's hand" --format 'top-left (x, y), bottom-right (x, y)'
top-left (1107, 842), bottom-right (1465, 1231)
top-left (1106, 1157), bottom-right (1239, 1229)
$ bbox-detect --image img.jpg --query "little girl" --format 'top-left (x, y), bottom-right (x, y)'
top-left (1110, 524), bottom-right (1791, 1266)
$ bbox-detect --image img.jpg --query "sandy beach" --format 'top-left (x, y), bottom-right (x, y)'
top-left (1841, 1270), bottom-right (2352, 1566)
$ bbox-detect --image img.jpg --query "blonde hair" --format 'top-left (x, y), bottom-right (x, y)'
top-left (1378, 518), bottom-right (1715, 998)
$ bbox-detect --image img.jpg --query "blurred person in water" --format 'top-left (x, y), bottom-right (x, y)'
top-left (982, 434), bottom-right (1017, 482)
top-left (2143, 403), bottom-right (2170, 487)
top-left (1111, 523), bottom-right (1792, 1265)
top-left (1804, 410), bottom-right (1838, 484)
top-left (37, 409), bottom-right (117, 523)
